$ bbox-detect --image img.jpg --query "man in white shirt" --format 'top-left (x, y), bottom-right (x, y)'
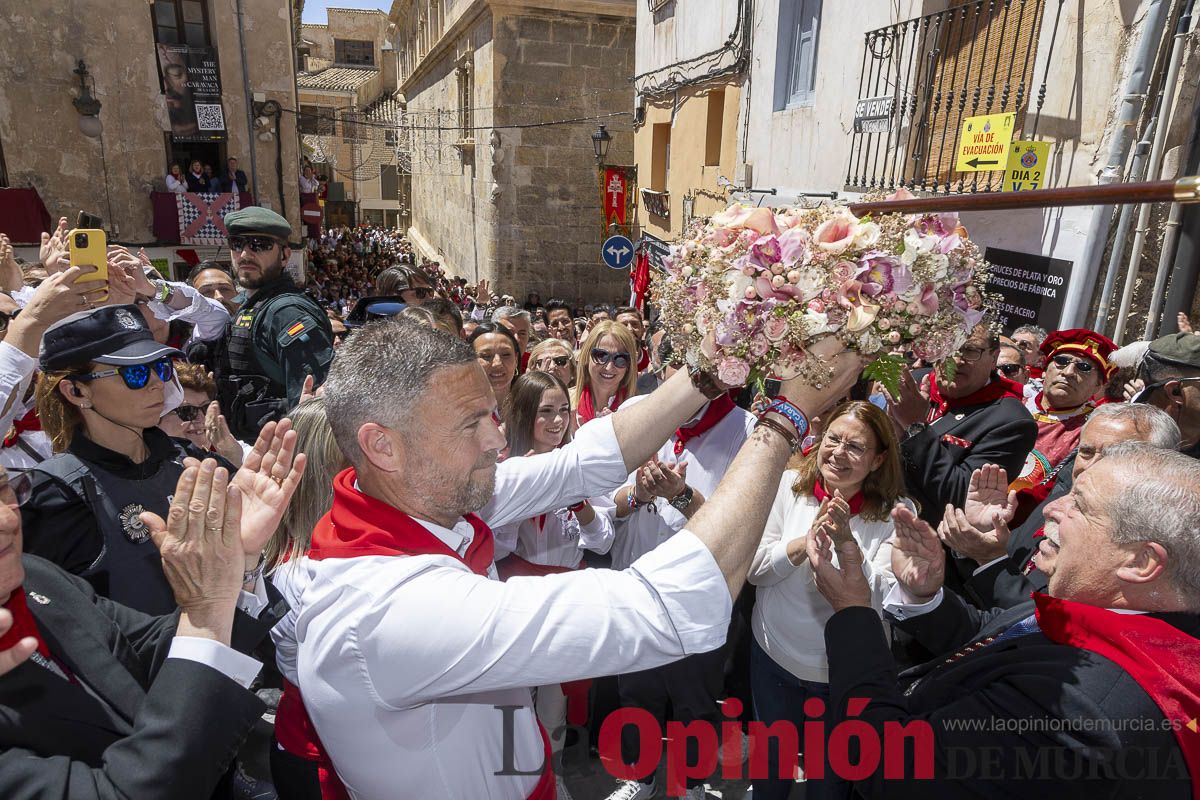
top-left (285, 320), bottom-right (861, 799)
top-left (604, 381), bottom-right (755, 800)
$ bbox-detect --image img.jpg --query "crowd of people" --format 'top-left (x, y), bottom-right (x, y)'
top-left (2, 205), bottom-right (1200, 800)
top-left (165, 157), bottom-right (250, 194)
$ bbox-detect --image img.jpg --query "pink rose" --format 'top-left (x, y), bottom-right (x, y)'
top-left (808, 299), bottom-right (826, 313)
top-left (717, 357), bottom-right (751, 386)
top-left (763, 315), bottom-right (789, 341)
top-left (749, 336), bottom-right (770, 358)
top-left (831, 260), bottom-right (857, 284)
top-left (812, 212), bottom-right (860, 255)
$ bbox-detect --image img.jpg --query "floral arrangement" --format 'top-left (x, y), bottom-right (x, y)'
top-left (653, 192), bottom-right (992, 394)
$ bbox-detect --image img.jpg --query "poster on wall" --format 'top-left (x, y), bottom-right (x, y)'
top-left (983, 247), bottom-right (1071, 333)
top-left (156, 43), bottom-right (227, 142)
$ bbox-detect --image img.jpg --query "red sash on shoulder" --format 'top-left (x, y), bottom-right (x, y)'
top-left (276, 468), bottom-right (556, 800)
top-left (1035, 593), bottom-right (1200, 798)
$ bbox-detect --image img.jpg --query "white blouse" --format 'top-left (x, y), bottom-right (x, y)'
top-left (748, 469), bottom-right (910, 683)
top-left (165, 173), bottom-right (187, 193)
top-left (493, 497), bottom-right (616, 568)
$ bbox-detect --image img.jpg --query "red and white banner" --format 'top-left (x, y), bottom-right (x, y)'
top-left (176, 191), bottom-right (239, 245)
top-left (604, 168), bottom-right (627, 226)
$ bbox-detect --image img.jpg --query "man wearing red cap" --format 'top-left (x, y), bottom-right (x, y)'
top-left (1010, 328), bottom-right (1116, 524)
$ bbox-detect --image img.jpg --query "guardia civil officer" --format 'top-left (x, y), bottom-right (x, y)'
top-left (214, 207), bottom-right (333, 439)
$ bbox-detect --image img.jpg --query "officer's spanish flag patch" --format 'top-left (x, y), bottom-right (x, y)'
top-left (286, 321), bottom-right (306, 337)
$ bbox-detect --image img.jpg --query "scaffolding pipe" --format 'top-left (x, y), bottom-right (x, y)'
top-left (1095, 121), bottom-right (1155, 334)
top-left (1058, 0), bottom-right (1173, 328)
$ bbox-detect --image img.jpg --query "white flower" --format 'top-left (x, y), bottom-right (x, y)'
top-left (853, 222), bottom-right (881, 249)
top-left (725, 269), bottom-right (754, 302)
top-left (804, 309), bottom-right (834, 336)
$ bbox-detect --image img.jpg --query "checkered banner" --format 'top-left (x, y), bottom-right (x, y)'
top-left (176, 191), bottom-right (240, 245)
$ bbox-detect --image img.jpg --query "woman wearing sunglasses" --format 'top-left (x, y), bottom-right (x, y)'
top-left (20, 306), bottom-right (236, 615)
top-left (571, 320), bottom-right (638, 428)
top-left (527, 338), bottom-right (575, 388)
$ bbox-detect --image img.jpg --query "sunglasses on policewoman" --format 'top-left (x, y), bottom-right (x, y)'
top-left (228, 235), bottom-right (280, 253)
top-left (76, 358), bottom-right (175, 390)
top-left (590, 347), bottom-right (631, 370)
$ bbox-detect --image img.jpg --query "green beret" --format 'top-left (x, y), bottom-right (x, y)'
top-left (1148, 332), bottom-right (1200, 369)
top-left (225, 206), bottom-right (291, 239)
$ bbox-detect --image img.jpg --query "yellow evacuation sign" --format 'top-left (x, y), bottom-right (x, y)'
top-left (955, 112), bottom-right (1015, 172)
top-left (1002, 141), bottom-right (1050, 192)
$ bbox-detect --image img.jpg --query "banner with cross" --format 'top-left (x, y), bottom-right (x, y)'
top-left (176, 191), bottom-right (240, 245)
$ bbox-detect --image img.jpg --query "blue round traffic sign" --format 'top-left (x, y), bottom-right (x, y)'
top-left (601, 235), bottom-right (635, 270)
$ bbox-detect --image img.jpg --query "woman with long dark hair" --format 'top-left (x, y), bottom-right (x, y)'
top-left (469, 322), bottom-right (521, 416)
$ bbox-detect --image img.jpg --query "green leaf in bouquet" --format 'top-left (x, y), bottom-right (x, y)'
top-left (939, 358), bottom-right (958, 384)
top-left (863, 352), bottom-right (905, 398)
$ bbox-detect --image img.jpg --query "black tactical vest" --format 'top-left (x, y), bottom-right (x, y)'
top-left (33, 451), bottom-right (189, 615)
top-left (216, 279), bottom-right (295, 438)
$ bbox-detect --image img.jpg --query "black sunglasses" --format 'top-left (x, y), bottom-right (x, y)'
top-left (998, 363), bottom-right (1024, 377)
top-left (590, 347), bottom-right (631, 369)
top-left (78, 358), bottom-right (174, 390)
top-left (170, 403), bottom-right (208, 422)
top-left (535, 355), bottom-right (571, 368)
top-left (1132, 376), bottom-right (1200, 404)
top-left (228, 235), bottom-right (280, 253)
top-left (1051, 353), bottom-right (1095, 373)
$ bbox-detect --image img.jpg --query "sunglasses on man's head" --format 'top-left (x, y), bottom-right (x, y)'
top-left (170, 403), bottom-right (207, 422)
top-left (77, 358), bottom-right (174, 390)
top-left (228, 235), bottom-right (279, 253)
top-left (1050, 354), bottom-right (1095, 373)
top-left (590, 347), bottom-right (631, 370)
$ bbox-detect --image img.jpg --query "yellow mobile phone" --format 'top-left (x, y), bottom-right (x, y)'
top-left (68, 228), bottom-right (109, 291)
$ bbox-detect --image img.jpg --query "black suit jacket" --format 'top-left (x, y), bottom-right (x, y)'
top-left (0, 555), bottom-right (287, 800)
top-left (901, 394), bottom-right (1036, 528)
top-left (962, 454), bottom-right (1074, 609)
top-left (826, 599), bottom-right (1195, 799)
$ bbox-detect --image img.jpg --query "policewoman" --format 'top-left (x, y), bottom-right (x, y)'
top-left (214, 207), bottom-right (333, 439)
top-left (20, 305), bottom-right (227, 615)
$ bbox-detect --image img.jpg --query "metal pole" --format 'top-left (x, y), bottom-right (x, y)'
top-left (1095, 122), bottom-right (1154, 334)
top-left (1057, 0), bottom-right (1172, 328)
top-left (1143, 0), bottom-right (1196, 338)
top-left (235, 0), bottom-right (260, 205)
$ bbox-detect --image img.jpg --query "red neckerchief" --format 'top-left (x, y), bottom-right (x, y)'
top-left (1029, 366), bottom-right (1045, 380)
top-left (811, 478), bottom-right (866, 516)
top-left (927, 373), bottom-right (1024, 422)
top-left (1034, 592), bottom-right (1200, 799)
top-left (3, 408), bottom-right (41, 448)
top-left (0, 589), bottom-right (50, 660)
top-left (279, 470), bottom-right (555, 800)
top-left (673, 392), bottom-right (735, 456)
top-left (578, 383), bottom-right (627, 426)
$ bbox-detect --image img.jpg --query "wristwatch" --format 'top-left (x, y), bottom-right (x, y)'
top-left (668, 485), bottom-right (694, 514)
top-left (152, 279), bottom-right (175, 305)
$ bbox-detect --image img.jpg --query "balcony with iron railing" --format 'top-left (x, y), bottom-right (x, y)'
top-left (845, 0), bottom-right (1064, 195)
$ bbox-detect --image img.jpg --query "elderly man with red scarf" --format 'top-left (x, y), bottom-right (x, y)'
top-left (1009, 328), bottom-right (1116, 525)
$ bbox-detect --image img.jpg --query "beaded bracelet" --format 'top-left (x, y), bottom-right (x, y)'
top-left (763, 397), bottom-right (810, 440)
top-left (756, 415), bottom-right (801, 452)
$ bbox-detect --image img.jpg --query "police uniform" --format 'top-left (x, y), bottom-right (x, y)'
top-left (214, 207), bottom-right (334, 439)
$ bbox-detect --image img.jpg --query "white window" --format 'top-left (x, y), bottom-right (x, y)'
top-left (776, 0), bottom-right (821, 109)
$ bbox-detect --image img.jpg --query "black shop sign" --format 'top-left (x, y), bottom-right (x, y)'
top-left (983, 247), bottom-right (1071, 333)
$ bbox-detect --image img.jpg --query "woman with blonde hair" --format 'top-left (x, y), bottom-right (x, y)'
top-left (571, 319), bottom-right (638, 428)
top-left (527, 337), bottom-right (575, 389)
top-left (747, 400), bottom-right (910, 800)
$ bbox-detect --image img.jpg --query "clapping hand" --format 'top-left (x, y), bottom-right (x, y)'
top-left (890, 504), bottom-right (945, 601)
top-left (0, 234), bottom-right (21, 292)
top-left (807, 521), bottom-right (872, 612)
top-left (141, 459), bottom-right (244, 643)
top-left (204, 401), bottom-right (244, 468)
top-left (638, 458), bottom-right (688, 499)
top-left (963, 465), bottom-right (1016, 531)
top-left (39, 218), bottom-right (70, 275)
top-left (229, 419), bottom-right (307, 558)
top-left (938, 504), bottom-right (1010, 564)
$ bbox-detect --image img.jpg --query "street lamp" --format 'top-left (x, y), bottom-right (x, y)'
top-left (591, 124), bottom-right (611, 164)
top-left (72, 59), bottom-right (103, 138)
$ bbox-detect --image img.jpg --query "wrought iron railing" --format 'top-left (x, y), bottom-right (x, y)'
top-left (845, 0), bottom-right (1062, 195)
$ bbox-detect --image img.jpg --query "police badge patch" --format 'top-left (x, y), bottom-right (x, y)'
top-left (119, 503), bottom-right (151, 543)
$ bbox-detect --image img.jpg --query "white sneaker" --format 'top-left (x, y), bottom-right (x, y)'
top-left (555, 775), bottom-right (575, 800)
top-left (604, 778), bottom-right (657, 800)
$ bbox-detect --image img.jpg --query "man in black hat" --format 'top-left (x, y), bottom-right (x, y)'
top-left (213, 207), bottom-right (333, 440)
top-left (1136, 332), bottom-right (1200, 457)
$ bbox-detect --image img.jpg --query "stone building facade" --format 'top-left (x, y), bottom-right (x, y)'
top-left (298, 8), bottom-right (407, 228)
top-left (0, 0), bottom-right (301, 262)
top-left (390, 0), bottom-right (635, 304)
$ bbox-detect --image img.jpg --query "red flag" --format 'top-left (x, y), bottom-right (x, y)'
top-left (630, 249), bottom-right (650, 312)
